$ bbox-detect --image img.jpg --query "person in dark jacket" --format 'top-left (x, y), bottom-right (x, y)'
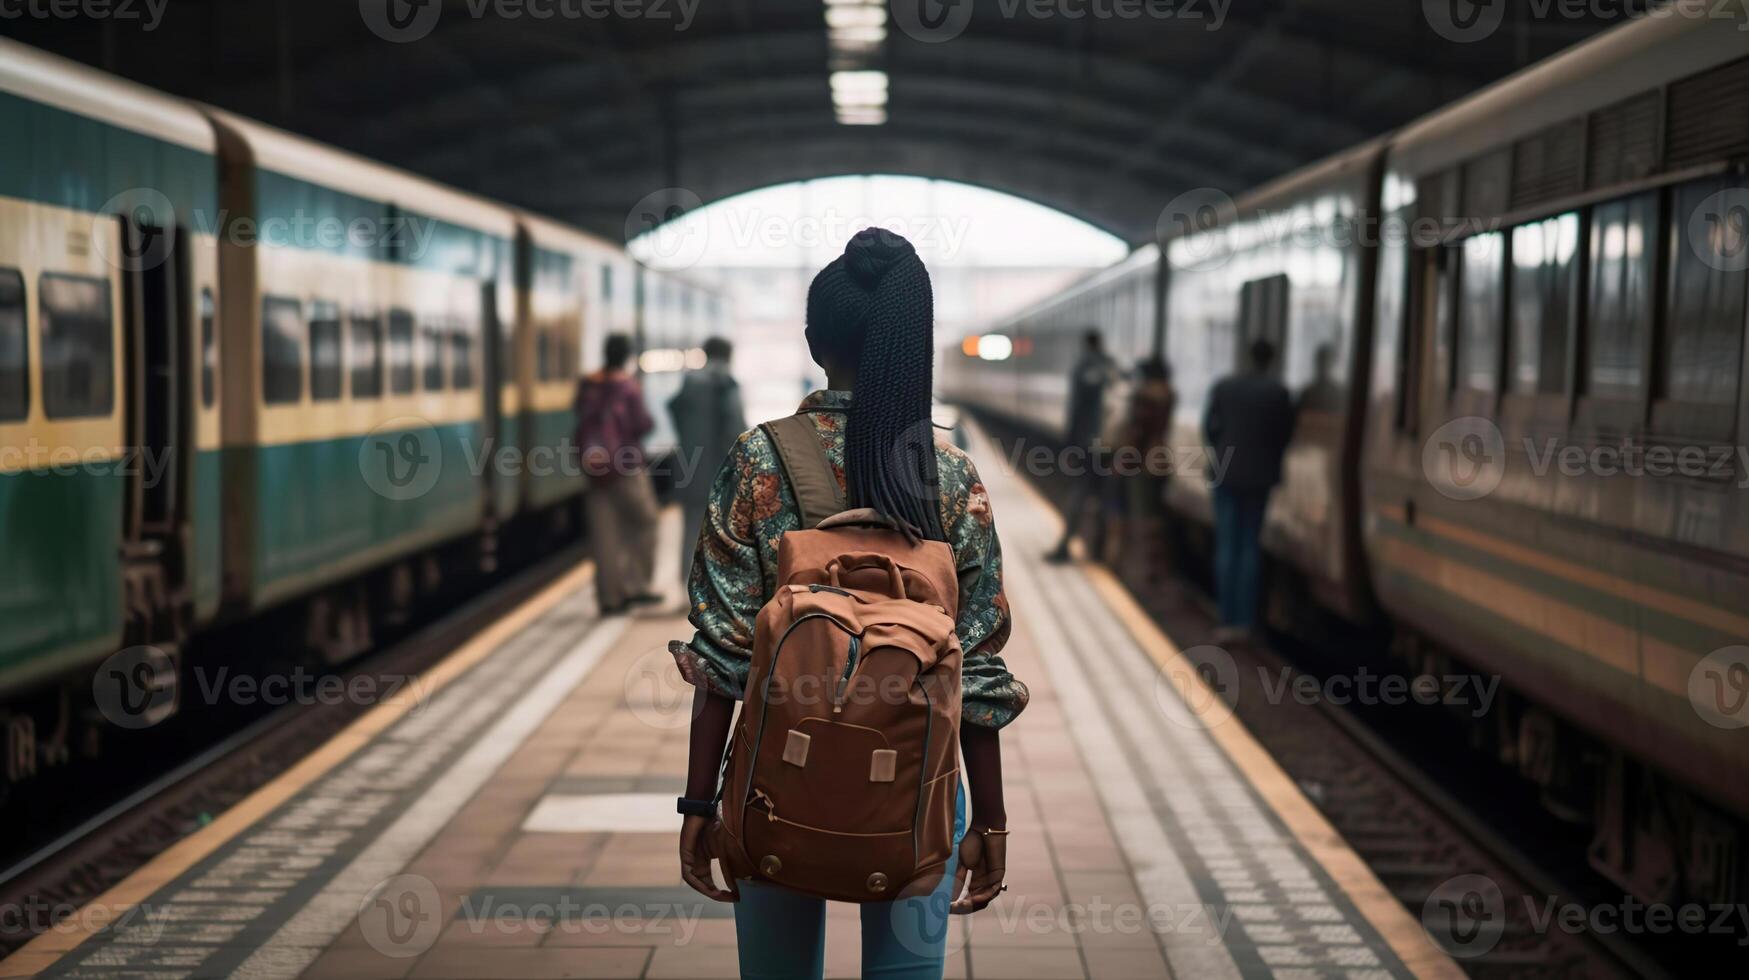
top-left (667, 336), bottom-right (746, 588)
top-left (1203, 338), bottom-right (1295, 637)
top-left (575, 333), bottom-right (660, 614)
top-left (1046, 329), bottom-right (1119, 563)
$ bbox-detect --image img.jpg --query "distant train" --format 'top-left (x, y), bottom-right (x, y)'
top-left (0, 39), bottom-right (720, 795)
top-left (945, 11), bottom-right (1749, 909)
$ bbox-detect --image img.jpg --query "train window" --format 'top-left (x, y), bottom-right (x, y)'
top-left (1236, 275), bottom-right (1289, 373)
top-left (40, 274), bottom-right (115, 419)
top-left (1455, 232), bottom-right (1504, 392)
top-left (1585, 192), bottom-right (1657, 399)
top-left (419, 320), bottom-right (446, 391)
top-left (536, 330), bottom-right (553, 382)
top-left (388, 309), bottom-right (415, 394)
top-left (309, 303), bottom-right (343, 402)
top-left (452, 327), bottom-right (474, 389)
top-left (0, 269), bottom-right (25, 421)
top-left (1659, 177), bottom-right (1746, 408)
top-left (199, 288), bottom-right (216, 409)
top-left (1508, 213), bottom-right (1579, 395)
top-left (600, 264), bottom-right (613, 302)
top-left (350, 313), bottom-right (383, 398)
top-left (261, 295), bottom-right (303, 406)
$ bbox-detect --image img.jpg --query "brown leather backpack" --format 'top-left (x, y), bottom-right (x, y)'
top-left (712, 414), bottom-right (963, 903)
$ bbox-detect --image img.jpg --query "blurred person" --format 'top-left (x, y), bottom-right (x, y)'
top-left (670, 228), bottom-right (1027, 979)
top-left (1111, 356), bottom-right (1176, 573)
top-left (668, 336), bottom-right (747, 588)
top-left (1045, 329), bottom-right (1120, 563)
top-left (574, 332), bottom-right (660, 615)
top-left (1202, 338), bottom-right (1295, 641)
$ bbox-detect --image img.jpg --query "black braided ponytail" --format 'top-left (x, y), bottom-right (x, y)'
top-left (804, 228), bottom-right (945, 542)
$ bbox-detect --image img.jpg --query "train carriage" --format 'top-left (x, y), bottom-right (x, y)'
top-left (1360, 11), bottom-right (1749, 905)
top-left (0, 38), bottom-right (222, 710)
top-left (204, 111), bottom-right (515, 624)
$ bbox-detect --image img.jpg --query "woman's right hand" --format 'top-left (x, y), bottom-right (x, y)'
top-left (679, 814), bottom-right (739, 903)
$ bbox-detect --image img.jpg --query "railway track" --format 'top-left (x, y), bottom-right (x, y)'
top-left (0, 545), bottom-right (586, 961)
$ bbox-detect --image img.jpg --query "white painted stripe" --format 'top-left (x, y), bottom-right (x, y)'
top-left (231, 615), bottom-right (630, 979)
top-left (522, 792), bottom-right (680, 833)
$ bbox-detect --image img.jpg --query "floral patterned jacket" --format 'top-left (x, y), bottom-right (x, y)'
top-left (671, 390), bottom-right (1028, 729)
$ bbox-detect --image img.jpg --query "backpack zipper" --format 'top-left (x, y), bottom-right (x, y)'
top-left (913, 679), bottom-right (933, 871)
top-left (831, 635), bottom-right (861, 714)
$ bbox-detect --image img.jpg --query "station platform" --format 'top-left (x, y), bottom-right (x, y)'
top-left (3, 429), bottom-right (1461, 980)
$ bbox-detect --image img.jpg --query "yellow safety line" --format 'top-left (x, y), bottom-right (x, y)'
top-left (1003, 465), bottom-right (1463, 980)
top-left (0, 560), bottom-right (595, 978)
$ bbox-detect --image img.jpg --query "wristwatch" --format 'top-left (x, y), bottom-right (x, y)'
top-left (676, 797), bottom-right (716, 818)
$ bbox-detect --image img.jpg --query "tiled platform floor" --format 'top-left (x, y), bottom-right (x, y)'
top-left (7, 425), bottom-right (1457, 980)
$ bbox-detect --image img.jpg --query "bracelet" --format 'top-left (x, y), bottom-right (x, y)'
top-left (974, 827), bottom-right (1011, 838)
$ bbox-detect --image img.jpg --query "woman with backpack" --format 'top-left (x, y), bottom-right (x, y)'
top-left (669, 228), bottom-right (1028, 979)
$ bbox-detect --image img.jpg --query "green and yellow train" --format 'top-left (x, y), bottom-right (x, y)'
top-left (0, 38), bottom-right (719, 793)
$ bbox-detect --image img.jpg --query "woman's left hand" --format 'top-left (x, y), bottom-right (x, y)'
top-left (949, 828), bottom-right (1007, 914)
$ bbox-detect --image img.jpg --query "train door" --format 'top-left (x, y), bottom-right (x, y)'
top-left (1237, 274), bottom-right (1289, 376)
top-left (119, 218), bottom-right (192, 612)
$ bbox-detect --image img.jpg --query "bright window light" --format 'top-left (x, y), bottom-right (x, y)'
top-left (977, 334), bottom-right (1013, 361)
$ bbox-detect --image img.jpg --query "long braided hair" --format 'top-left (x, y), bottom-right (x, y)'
top-left (804, 228), bottom-right (945, 542)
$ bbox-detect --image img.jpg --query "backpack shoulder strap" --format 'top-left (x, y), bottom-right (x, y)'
top-left (759, 414), bottom-right (847, 530)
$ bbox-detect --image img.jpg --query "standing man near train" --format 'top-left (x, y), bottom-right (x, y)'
top-left (667, 336), bottom-right (746, 590)
top-left (1203, 337), bottom-right (1294, 642)
top-left (575, 332), bottom-right (661, 615)
top-left (1046, 329), bottom-right (1120, 563)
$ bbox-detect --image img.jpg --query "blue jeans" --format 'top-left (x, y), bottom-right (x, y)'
top-left (733, 784), bottom-right (967, 979)
top-left (1213, 486), bottom-right (1269, 629)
